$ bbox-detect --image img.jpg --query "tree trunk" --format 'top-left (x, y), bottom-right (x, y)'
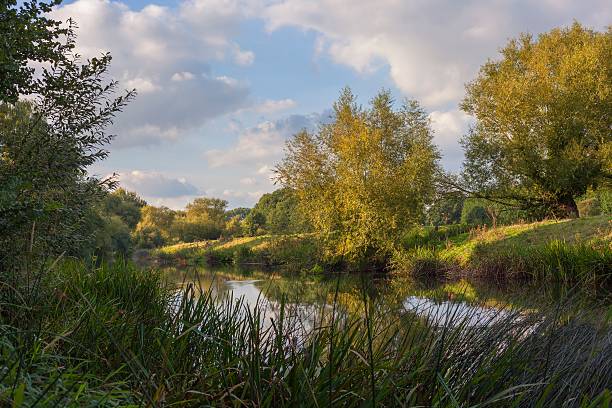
top-left (557, 196), bottom-right (579, 219)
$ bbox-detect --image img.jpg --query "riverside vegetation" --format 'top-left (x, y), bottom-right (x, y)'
top-left (1, 2), bottom-right (611, 406)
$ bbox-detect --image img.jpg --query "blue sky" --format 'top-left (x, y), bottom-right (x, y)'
top-left (52, 0), bottom-right (610, 208)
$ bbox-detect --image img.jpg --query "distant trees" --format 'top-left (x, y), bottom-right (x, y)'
top-left (101, 189), bottom-right (147, 229)
top-left (89, 189), bottom-right (146, 258)
top-left (276, 88), bottom-right (440, 260)
top-left (133, 206), bottom-right (176, 248)
top-left (242, 188), bottom-right (309, 236)
top-left (460, 23), bottom-right (611, 219)
top-left (427, 193), bottom-right (465, 226)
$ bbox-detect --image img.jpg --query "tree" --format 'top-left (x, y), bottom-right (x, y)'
top-left (1, 0), bottom-right (70, 102)
top-left (225, 207), bottom-right (250, 221)
top-left (276, 88), bottom-right (440, 261)
top-left (242, 210), bottom-right (266, 236)
top-left (460, 23), bottom-right (611, 218)
top-left (224, 215), bottom-right (244, 238)
top-left (133, 206), bottom-right (176, 248)
top-left (102, 188), bottom-right (147, 229)
top-left (186, 197), bottom-right (227, 227)
top-left (0, 1), bottom-right (134, 266)
top-left (242, 188), bottom-right (310, 236)
top-left (427, 193), bottom-right (465, 226)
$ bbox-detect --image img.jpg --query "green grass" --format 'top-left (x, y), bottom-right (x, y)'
top-left (440, 216), bottom-right (611, 265)
top-left (152, 234), bottom-right (326, 271)
top-left (2, 260), bottom-right (611, 406)
top-left (394, 216), bottom-right (612, 291)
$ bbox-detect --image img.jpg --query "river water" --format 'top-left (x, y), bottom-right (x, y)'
top-left (162, 265), bottom-right (581, 330)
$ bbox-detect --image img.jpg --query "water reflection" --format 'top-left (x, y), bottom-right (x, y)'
top-left (403, 296), bottom-right (512, 327)
top-left (164, 265), bottom-right (563, 330)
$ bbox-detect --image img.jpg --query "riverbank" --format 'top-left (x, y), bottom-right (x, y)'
top-left (151, 233), bottom-right (325, 271)
top-left (2, 260), bottom-right (610, 406)
top-left (149, 216), bottom-right (611, 290)
top-left (394, 216), bottom-right (611, 292)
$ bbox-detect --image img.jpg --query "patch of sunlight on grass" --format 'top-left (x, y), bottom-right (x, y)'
top-left (439, 216), bottom-right (611, 264)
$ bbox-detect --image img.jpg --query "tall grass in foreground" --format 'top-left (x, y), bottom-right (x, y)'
top-left (1, 261), bottom-right (611, 406)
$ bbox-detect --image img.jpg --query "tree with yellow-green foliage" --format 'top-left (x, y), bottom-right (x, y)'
top-left (276, 88), bottom-right (440, 262)
top-left (460, 23), bottom-right (611, 219)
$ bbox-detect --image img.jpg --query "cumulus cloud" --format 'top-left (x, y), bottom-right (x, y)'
top-left (204, 112), bottom-right (326, 168)
top-left (240, 177), bottom-right (257, 185)
top-left (252, 98), bottom-right (297, 113)
top-left (429, 110), bottom-right (472, 171)
top-left (51, 0), bottom-right (255, 148)
top-left (263, 0), bottom-right (611, 107)
top-left (117, 170), bottom-right (199, 198)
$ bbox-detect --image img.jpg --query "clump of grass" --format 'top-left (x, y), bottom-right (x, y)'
top-left (0, 328), bottom-right (135, 406)
top-left (472, 240), bottom-right (612, 290)
top-left (391, 246), bottom-right (449, 276)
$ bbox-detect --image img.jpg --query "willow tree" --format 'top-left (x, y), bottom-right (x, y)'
top-left (461, 23), bottom-right (611, 218)
top-left (276, 89), bottom-right (440, 262)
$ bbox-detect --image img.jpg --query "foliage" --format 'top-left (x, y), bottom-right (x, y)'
top-left (402, 223), bottom-right (472, 249)
top-left (460, 23), bottom-right (612, 218)
top-left (225, 207), bottom-right (250, 221)
top-left (171, 214), bottom-right (222, 243)
top-left (242, 209), bottom-right (267, 236)
top-left (578, 187), bottom-right (612, 217)
top-left (0, 0), bottom-right (70, 103)
top-left (186, 197), bottom-right (227, 227)
top-left (277, 88), bottom-right (440, 262)
top-left (243, 188), bottom-right (310, 236)
top-left (0, 39), bottom-right (133, 264)
top-left (395, 216), bottom-right (612, 292)
top-left (101, 188), bottom-right (146, 229)
top-left (224, 214), bottom-right (244, 237)
top-left (426, 192), bottom-right (464, 226)
top-left (133, 205), bottom-right (176, 248)
top-left (460, 198), bottom-right (527, 226)
top-left (92, 214), bottom-right (132, 259)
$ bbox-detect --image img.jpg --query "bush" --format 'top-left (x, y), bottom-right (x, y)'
top-left (391, 247), bottom-right (448, 276)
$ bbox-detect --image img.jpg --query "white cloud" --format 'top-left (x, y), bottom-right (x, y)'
top-left (429, 110), bottom-right (472, 171)
top-left (123, 76), bottom-right (161, 94)
top-left (204, 112), bottom-right (323, 168)
top-left (256, 165), bottom-right (271, 175)
top-left (253, 98), bottom-right (297, 113)
top-left (51, 0), bottom-right (255, 148)
top-left (171, 71), bottom-right (195, 81)
top-left (263, 0), bottom-right (611, 108)
top-left (116, 170), bottom-right (200, 201)
top-left (240, 177), bottom-right (257, 185)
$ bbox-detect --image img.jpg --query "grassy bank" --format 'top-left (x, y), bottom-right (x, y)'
top-left (151, 216), bottom-right (611, 292)
top-left (152, 234), bottom-right (327, 272)
top-left (394, 216), bottom-right (612, 291)
top-left (1, 260), bottom-right (611, 406)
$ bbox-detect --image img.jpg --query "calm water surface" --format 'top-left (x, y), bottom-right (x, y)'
top-left (163, 266), bottom-right (581, 328)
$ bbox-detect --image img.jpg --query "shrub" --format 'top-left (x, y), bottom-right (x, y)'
top-left (391, 246), bottom-right (448, 276)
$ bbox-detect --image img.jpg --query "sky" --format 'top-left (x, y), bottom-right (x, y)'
top-left (50, 0), bottom-right (611, 209)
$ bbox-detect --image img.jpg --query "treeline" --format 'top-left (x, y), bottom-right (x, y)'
top-left (97, 187), bottom-right (310, 256)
